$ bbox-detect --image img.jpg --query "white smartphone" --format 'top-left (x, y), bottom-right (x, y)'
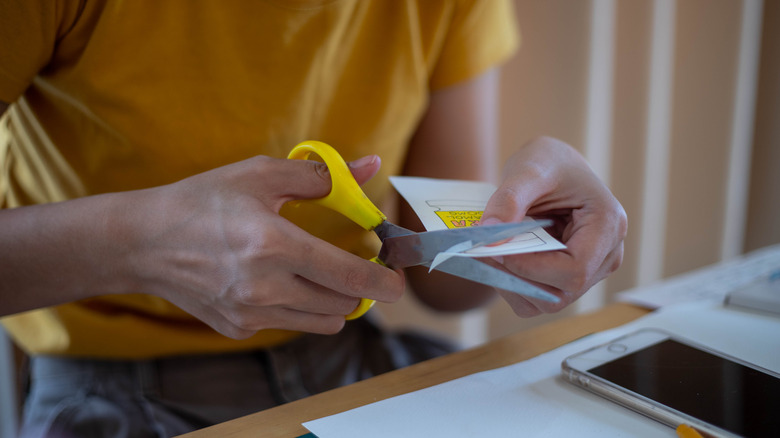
top-left (561, 328), bottom-right (780, 438)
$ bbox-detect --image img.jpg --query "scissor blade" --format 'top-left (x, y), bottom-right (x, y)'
top-left (423, 257), bottom-right (560, 303)
top-left (378, 220), bottom-right (550, 269)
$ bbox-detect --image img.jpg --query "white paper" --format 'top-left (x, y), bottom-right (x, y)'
top-left (429, 240), bottom-right (474, 272)
top-left (617, 243), bottom-right (780, 309)
top-left (304, 302), bottom-right (780, 438)
top-left (389, 176), bottom-right (565, 256)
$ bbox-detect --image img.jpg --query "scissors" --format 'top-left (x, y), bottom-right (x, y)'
top-left (288, 141), bottom-right (560, 319)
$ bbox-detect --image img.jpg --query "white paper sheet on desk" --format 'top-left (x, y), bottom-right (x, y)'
top-left (617, 243), bottom-right (780, 309)
top-left (304, 302), bottom-right (780, 438)
top-left (389, 176), bottom-right (565, 257)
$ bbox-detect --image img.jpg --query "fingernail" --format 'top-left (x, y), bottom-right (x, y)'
top-left (348, 155), bottom-right (378, 168)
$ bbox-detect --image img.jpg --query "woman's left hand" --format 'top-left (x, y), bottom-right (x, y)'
top-left (481, 136), bottom-right (627, 317)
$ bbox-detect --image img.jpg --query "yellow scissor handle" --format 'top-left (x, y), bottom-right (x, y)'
top-left (287, 141), bottom-right (385, 320)
top-left (287, 140), bottom-right (386, 231)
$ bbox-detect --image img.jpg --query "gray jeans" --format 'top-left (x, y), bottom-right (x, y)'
top-left (19, 317), bottom-right (454, 438)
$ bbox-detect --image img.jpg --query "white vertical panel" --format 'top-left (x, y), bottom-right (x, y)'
top-left (578, 0), bottom-right (615, 312)
top-left (637, 0), bottom-right (676, 286)
top-left (584, 0), bottom-right (616, 181)
top-left (722, 0), bottom-right (764, 260)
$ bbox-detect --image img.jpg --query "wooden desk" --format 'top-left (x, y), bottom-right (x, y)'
top-left (182, 303), bottom-right (649, 438)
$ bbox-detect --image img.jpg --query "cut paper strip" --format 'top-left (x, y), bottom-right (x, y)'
top-left (461, 231), bottom-right (565, 256)
top-left (428, 240), bottom-right (474, 272)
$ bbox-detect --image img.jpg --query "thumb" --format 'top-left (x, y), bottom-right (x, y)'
top-left (347, 155), bottom-right (381, 185)
top-left (481, 176), bottom-right (535, 225)
top-left (264, 154), bottom-right (381, 211)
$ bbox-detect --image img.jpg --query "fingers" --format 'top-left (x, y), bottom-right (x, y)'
top-left (283, 275), bottom-right (365, 315)
top-left (285, 221), bottom-right (405, 304)
top-left (214, 269), bottom-right (395, 338)
top-left (249, 154), bottom-right (381, 211)
top-left (492, 223), bottom-right (625, 317)
top-left (191, 271), bottom-right (380, 339)
top-left (475, 256), bottom-right (571, 317)
top-left (208, 304), bottom-right (351, 339)
top-left (503, 225), bottom-right (619, 289)
top-left (499, 248), bottom-right (624, 318)
top-left (209, 218), bottom-right (403, 336)
top-left (347, 154), bottom-right (382, 184)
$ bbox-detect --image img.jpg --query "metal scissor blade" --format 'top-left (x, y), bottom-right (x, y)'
top-left (378, 220), bottom-right (551, 269)
top-left (423, 256), bottom-right (560, 303)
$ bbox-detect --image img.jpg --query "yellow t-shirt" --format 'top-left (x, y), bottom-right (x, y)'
top-left (0, 0), bottom-right (518, 358)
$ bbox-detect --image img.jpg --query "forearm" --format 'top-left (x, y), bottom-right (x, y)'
top-left (0, 100), bottom-right (135, 315)
top-left (0, 193), bottom-right (133, 316)
top-left (401, 69), bottom-right (501, 311)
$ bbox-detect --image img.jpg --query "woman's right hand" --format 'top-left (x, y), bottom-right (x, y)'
top-left (123, 155), bottom-right (405, 338)
top-left (0, 154), bottom-right (405, 339)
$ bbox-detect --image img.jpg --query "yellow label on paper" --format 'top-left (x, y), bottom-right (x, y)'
top-left (434, 210), bottom-right (483, 229)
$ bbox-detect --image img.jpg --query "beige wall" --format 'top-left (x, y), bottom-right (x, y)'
top-left (382, 0), bottom-right (780, 345)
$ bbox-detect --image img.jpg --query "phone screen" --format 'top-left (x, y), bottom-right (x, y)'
top-left (589, 339), bottom-right (780, 437)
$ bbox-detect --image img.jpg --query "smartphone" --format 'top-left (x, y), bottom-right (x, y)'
top-left (561, 328), bottom-right (780, 438)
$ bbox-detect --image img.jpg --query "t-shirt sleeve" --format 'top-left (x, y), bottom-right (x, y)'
top-left (0, 0), bottom-right (83, 103)
top-left (429, 0), bottom-right (520, 91)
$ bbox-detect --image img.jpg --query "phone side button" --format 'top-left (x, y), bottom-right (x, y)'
top-left (608, 343), bottom-right (628, 353)
top-left (578, 375), bottom-right (590, 387)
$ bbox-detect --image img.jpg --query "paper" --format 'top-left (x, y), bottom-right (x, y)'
top-left (724, 270), bottom-right (780, 316)
top-left (304, 302), bottom-right (780, 438)
top-left (429, 240), bottom-right (474, 272)
top-left (617, 243), bottom-right (780, 309)
top-left (390, 176), bottom-right (565, 257)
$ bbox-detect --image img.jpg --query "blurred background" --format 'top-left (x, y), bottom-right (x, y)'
top-left (376, 0), bottom-right (780, 347)
top-left (1, 0), bottom-right (779, 435)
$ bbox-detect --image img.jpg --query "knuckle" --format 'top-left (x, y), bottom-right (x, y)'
top-left (237, 288), bottom-right (272, 308)
top-left (609, 247), bottom-right (625, 274)
top-left (250, 155), bottom-right (277, 177)
top-left (224, 282), bottom-right (270, 308)
top-left (247, 228), bottom-right (284, 258)
top-left (224, 309), bottom-right (253, 331)
top-left (614, 205), bottom-right (629, 239)
top-left (220, 321), bottom-right (257, 340)
top-left (342, 268), bottom-right (370, 296)
top-left (385, 272), bottom-right (405, 302)
top-left (230, 327), bottom-right (257, 340)
top-left (220, 302), bottom-right (270, 333)
top-left (487, 186), bottom-right (524, 219)
top-left (599, 197), bottom-right (628, 239)
top-left (560, 268), bottom-right (589, 294)
top-left (312, 161), bottom-right (332, 183)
